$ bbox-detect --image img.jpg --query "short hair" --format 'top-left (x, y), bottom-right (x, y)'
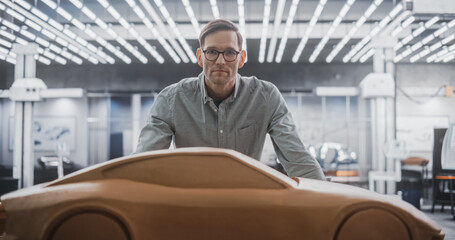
top-left (199, 19), bottom-right (243, 51)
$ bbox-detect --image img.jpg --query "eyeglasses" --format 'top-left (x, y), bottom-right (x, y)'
top-left (202, 49), bottom-right (240, 62)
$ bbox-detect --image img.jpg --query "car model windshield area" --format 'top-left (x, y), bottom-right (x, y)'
top-left (102, 154), bottom-right (288, 189)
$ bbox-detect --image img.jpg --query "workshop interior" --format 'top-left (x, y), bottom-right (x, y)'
top-left (0, 0), bottom-right (455, 238)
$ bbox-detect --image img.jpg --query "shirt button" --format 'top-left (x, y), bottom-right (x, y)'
top-left (214, 109), bottom-right (218, 112)
top-left (219, 130), bottom-right (223, 134)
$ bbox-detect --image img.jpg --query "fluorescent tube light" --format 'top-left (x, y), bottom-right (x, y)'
top-left (71, 19), bottom-right (85, 30)
top-left (309, 0), bottom-right (355, 63)
top-left (41, 29), bottom-right (56, 39)
top-left (326, 0), bottom-right (382, 63)
top-left (31, 8), bottom-right (48, 21)
top-left (15, 37), bottom-right (28, 45)
top-left (48, 19), bottom-right (64, 31)
top-left (41, 0), bottom-right (57, 9)
top-left (292, 0), bottom-right (327, 62)
top-left (20, 29), bottom-right (36, 40)
top-left (69, 0), bottom-right (83, 9)
top-left (1, 19), bottom-right (20, 32)
top-left (275, 0), bottom-right (299, 63)
top-left (0, 38), bottom-right (12, 48)
top-left (209, 0), bottom-right (220, 19)
top-left (6, 9), bottom-right (25, 22)
top-left (55, 37), bottom-right (68, 47)
top-left (139, 0), bottom-right (187, 63)
top-left (56, 7), bottom-right (72, 21)
top-left (35, 37), bottom-right (50, 47)
top-left (81, 7), bottom-right (96, 20)
top-left (152, 0), bottom-right (195, 63)
top-left (344, 3), bottom-right (403, 63)
top-left (107, 6), bottom-right (121, 19)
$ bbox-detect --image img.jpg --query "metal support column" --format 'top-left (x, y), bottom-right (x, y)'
top-left (370, 36), bottom-right (397, 194)
top-left (384, 47), bottom-right (397, 194)
top-left (11, 43), bottom-right (38, 188)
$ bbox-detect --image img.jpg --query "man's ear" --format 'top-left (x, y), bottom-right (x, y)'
top-left (238, 50), bottom-right (247, 69)
top-left (196, 48), bottom-right (203, 67)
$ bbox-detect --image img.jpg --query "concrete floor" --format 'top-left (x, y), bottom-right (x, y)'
top-left (421, 204), bottom-right (455, 239)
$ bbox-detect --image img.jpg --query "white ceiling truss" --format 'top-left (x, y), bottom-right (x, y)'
top-left (0, 0), bottom-right (454, 65)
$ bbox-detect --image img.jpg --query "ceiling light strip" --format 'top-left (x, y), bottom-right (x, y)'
top-left (36, 55), bottom-right (51, 65)
top-left (63, 0), bottom-right (133, 64)
top-left (0, 42), bottom-right (62, 65)
top-left (359, 48), bottom-right (375, 63)
top-left (0, 45), bottom-right (16, 58)
top-left (152, 0), bottom-right (197, 63)
top-left (407, 33), bottom-right (454, 63)
top-left (0, 45), bottom-right (17, 64)
top-left (343, 3), bottom-right (403, 63)
top-left (0, 54), bottom-right (16, 64)
top-left (0, 9), bottom-right (81, 64)
top-left (48, 15), bottom-right (113, 64)
top-left (238, 0), bottom-right (247, 60)
top-left (426, 42), bottom-right (455, 63)
top-left (391, 15), bottom-right (415, 37)
top-left (275, 0), bottom-right (300, 63)
top-left (258, 0), bottom-right (271, 63)
top-left (95, 0), bottom-right (164, 64)
top-left (209, 0), bottom-right (220, 19)
top-left (394, 16), bottom-right (452, 63)
top-left (0, 43), bottom-right (51, 65)
top-left (139, 0), bottom-right (189, 63)
top-left (266, 0), bottom-right (286, 63)
top-left (352, 10), bottom-right (411, 63)
top-left (436, 48), bottom-right (455, 63)
top-left (380, 10), bottom-right (412, 36)
top-left (0, 33), bottom-right (15, 48)
top-left (431, 44), bottom-right (455, 62)
top-left (326, 0), bottom-right (383, 63)
top-left (348, 7), bottom-right (405, 63)
top-left (123, 0), bottom-right (180, 63)
top-left (181, 0), bottom-right (201, 35)
top-left (38, 47), bottom-right (67, 64)
top-left (0, 36), bottom-right (15, 49)
top-left (18, 0), bottom-right (106, 64)
top-left (292, 0), bottom-right (328, 63)
top-left (89, 22), bottom-right (131, 64)
top-left (441, 52), bottom-right (455, 62)
top-left (2, 0), bottom-right (100, 64)
top-left (309, 0), bottom-right (355, 63)
top-left (0, 24), bottom-right (68, 65)
top-left (393, 15), bottom-right (440, 52)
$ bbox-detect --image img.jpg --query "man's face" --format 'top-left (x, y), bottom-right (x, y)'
top-left (196, 30), bottom-right (246, 87)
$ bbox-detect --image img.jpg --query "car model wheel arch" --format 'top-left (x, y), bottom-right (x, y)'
top-left (45, 208), bottom-right (131, 240)
top-left (334, 207), bottom-right (411, 240)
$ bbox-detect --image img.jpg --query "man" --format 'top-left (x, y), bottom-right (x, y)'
top-left (136, 19), bottom-right (325, 180)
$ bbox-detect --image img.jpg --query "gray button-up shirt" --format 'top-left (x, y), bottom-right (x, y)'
top-left (136, 73), bottom-right (325, 180)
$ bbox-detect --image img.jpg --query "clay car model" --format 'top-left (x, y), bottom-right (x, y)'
top-left (0, 148), bottom-right (444, 240)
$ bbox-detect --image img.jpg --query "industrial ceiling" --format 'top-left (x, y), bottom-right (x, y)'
top-left (0, 0), bottom-right (454, 65)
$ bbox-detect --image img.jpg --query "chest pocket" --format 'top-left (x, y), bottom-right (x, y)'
top-left (235, 121), bottom-right (258, 155)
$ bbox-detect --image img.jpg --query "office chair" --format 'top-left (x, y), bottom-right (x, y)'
top-left (431, 128), bottom-right (455, 218)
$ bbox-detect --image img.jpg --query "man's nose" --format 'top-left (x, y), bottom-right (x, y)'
top-left (215, 54), bottom-right (226, 65)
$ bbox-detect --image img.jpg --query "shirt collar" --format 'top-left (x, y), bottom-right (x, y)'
top-left (199, 72), bottom-right (241, 104)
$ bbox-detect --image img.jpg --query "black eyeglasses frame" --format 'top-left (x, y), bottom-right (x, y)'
top-left (202, 49), bottom-right (241, 62)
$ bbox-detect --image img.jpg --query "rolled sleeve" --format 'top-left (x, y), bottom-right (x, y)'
top-left (267, 86), bottom-right (325, 180)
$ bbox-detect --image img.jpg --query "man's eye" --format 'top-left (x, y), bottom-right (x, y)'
top-left (226, 50), bottom-right (237, 56)
top-left (206, 50), bottom-right (218, 55)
